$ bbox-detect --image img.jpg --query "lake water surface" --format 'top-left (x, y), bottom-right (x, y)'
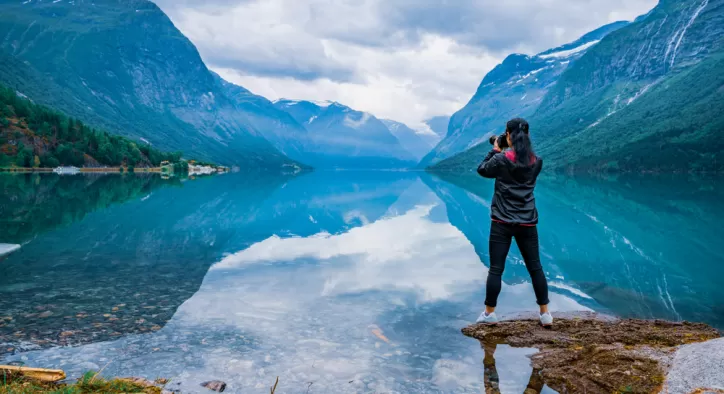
top-left (1, 172), bottom-right (723, 393)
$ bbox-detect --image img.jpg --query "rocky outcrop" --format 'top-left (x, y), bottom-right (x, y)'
top-left (462, 312), bottom-right (721, 393)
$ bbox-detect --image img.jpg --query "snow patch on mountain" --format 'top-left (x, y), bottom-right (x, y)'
top-left (539, 40), bottom-right (601, 59)
top-left (512, 67), bottom-right (547, 84)
top-left (275, 99), bottom-right (301, 107)
top-left (343, 113), bottom-right (371, 129)
top-left (310, 100), bottom-right (335, 108)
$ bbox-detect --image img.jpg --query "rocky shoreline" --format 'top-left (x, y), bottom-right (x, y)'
top-left (462, 312), bottom-right (722, 393)
top-left (0, 368), bottom-right (230, 393)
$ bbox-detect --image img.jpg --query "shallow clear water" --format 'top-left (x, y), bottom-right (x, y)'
top-left (1, 172), bottom-right (723, 393)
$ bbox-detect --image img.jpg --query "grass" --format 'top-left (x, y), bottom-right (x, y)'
top-left (0, 370), bottom-right (163, 394)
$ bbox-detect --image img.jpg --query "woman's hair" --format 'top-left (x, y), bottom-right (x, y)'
top-left (506, 118), bottom-right (534, 166)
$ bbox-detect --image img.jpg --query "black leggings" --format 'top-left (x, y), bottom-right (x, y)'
top-left (485, 221), bottom-right (549, 307)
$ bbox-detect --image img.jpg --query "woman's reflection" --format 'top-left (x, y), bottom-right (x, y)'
top-left (482, 342), bottom-right (545, 394)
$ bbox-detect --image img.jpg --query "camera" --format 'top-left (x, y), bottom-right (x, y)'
top-left (489, 133), bottom-right (509, 149)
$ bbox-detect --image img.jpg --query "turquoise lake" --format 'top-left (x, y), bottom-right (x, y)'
top-left (1, 172), bottom-right (723, 393)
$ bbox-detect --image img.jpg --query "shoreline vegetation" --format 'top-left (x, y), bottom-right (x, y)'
top-left (0, 163), bottom-right (230, 175)
top-left (0, 84), bottom-right (227, 175)
top-left (0, 370), bottom-right (168, 394)
top-left (0, 368), bottom-right (273, 394)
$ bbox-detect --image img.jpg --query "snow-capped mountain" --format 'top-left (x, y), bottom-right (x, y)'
top-left (274, 99), bottom-right (416, 169)
top-left (432, 0), bottom-right (724, 173)
top-left (422, 116), bottom-right (449, 146)
top-left (380, 119), bottom-right (436, 161)
top-left (418, 21), bottom-right (629, 167)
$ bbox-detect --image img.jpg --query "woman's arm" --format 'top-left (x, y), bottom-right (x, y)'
top-left (477, 149), bottom-right (502, 178)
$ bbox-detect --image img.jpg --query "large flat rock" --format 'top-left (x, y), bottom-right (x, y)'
top-left (462, 313), bottom-right (721, 394)
top-left (666, 337), bottom-right (724, 393)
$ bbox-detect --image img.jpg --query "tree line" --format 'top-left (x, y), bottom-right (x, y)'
top-left (0, 83), bottom-right (183, 168)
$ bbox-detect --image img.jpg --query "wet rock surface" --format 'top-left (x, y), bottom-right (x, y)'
top-left (462, 312), bottom-right (720, 393)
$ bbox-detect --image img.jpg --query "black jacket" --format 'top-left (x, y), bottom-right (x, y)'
top-left (477, 149), bottom-right (543, 225)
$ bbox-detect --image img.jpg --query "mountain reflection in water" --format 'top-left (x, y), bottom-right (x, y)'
top-left (1, 172), bottom-right (722, 392)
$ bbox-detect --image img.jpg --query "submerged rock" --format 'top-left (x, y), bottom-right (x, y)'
top-left (462, 312), bottom-right (720, 393)
top-left (201, 380), bottom-right (227, 392)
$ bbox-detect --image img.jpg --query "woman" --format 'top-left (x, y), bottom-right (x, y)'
top-left (475, 118), bottom-right (552, 327)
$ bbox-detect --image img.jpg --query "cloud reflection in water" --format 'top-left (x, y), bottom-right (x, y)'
top-left (5, 197), bottom-right (587, 393)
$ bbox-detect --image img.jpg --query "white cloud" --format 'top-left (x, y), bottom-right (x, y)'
top-left (214, 34), bottom-right (499, 129)
top-left (153, 0), bottom-right (657, 129)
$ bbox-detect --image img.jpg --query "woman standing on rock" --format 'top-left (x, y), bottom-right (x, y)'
top-left (475, 118), bottom-right (552, 327)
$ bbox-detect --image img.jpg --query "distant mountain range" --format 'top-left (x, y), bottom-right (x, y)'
top-left (0, 0), bottom-right (423, 170)
top-left (422, 116), bottom-right (449, 145)
top-left (430, 0), bottom-right (724, 173)
top-left (3, 0), bottom-right (718, 173)
top-left (380, 119), bottom-right (436, 161)
top-left (272, 99), bottom-right (415, 168)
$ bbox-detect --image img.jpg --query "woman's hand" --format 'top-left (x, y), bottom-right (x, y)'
top-left (493, 139), bottom-right (501, 152)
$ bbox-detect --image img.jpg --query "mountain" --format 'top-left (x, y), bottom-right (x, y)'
top-left (532, 0), bottom-right (724, 172)
top-left (273, 99), bottom-right (416, 168)
top-left (422, 116), bottom-right (449, 146)
top-left (380, 119), bottom-right (434, 161)
top-left (0, 0), bottom-right (302, 169)
top-left (210, 72), bottom-right (311, 163)
top-left (432, 0), bottom-right (724, 173)
top-left (419, 21), bottom-right (630, 168)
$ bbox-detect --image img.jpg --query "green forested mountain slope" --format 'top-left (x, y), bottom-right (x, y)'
top-left (0, 0), bottom-right (301, 168)
top-left (541, 51), bottom-right (724, 172)
top-left (431, 0), bottom-right (724, 173)
top-left (0, 83), bottom-right (183, 168)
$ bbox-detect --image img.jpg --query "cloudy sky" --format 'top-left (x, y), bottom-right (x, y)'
top-left (153, 0), bottom-right (657, 131)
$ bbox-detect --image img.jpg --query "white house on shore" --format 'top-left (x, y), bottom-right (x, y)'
top-left (53, 166), bottom-right (80, 175)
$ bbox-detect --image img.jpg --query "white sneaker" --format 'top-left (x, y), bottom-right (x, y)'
top-left (476, 311), bottom-right (498, 325)
top-left (539, 312), bottom-right (553, 327)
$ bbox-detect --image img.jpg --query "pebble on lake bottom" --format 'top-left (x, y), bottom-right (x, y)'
top-left (201, 380), bottom-right (227, 392)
